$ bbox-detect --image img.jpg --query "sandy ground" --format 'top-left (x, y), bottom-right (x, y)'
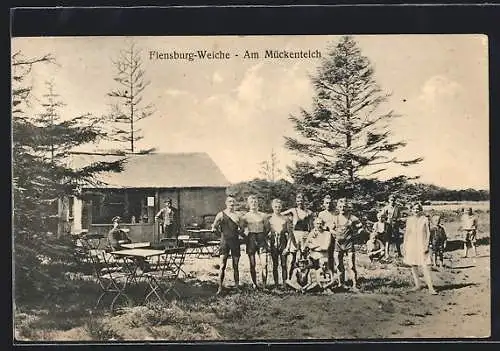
top-left (176, 243), bottom-right (491, 339)
top-left (15, 213), bottom-right (491, 341)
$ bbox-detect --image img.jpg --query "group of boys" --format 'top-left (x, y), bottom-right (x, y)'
top-left (365, 205), bottom-right (479, 269)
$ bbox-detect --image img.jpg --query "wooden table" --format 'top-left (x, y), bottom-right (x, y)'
top-left (121, 242), bottom-right (151, 249)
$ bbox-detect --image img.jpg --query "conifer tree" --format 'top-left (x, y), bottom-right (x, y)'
top-left (285, 36), bottom-right (422, 200)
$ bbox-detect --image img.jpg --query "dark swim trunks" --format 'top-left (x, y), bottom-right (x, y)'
top-left (246, 232), bottom-right (269, 255)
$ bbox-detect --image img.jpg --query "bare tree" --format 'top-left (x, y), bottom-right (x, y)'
top-left (107, 41), bottom-right (155, 152)
top-left (259, 149), bottom-right (282, 182)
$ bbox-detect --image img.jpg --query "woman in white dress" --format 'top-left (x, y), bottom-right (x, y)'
top-left (403, 202), bottom-right (438, 295)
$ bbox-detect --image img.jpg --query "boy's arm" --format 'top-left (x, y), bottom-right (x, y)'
top-left (211, 212), bottom-right (223, 232)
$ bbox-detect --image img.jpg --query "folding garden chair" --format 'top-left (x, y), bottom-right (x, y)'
top-left (143, 246), bottom-right (187, 304)
top-left (87, 248), bottom-right (133, 314)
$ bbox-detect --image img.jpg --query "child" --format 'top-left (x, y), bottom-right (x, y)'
top-left (366, 230), bottom-right (385, 263)
top-left (316, 261), bottom-right (335, 294)
top-left (429, 215), bottom-right (447, 268)
top-left (372, 211), bottom-right (390, 258)
top-left (285, 258), bottom-right (312, 293)
top-left (460, 207), bottom-right (478, 258)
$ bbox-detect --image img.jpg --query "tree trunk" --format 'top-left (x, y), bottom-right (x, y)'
top-left (57, 196), bottom-right (70, 238)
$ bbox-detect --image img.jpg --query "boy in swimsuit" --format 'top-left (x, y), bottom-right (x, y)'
top-left (285, 258), bottom-right (312, 293)
top-left (211, 196), bottom-right (245, 295)
top-left (281, 193), bottom-right (314, 279)
top-left (268, 198), bottom-right (295, 288)
top-left (371, 211), bottom-right (389, 261)
top-left (304, 261), bottom-right (335, 295)
top-left (241, 195), bottom-right (271, 289)
top-left (460, 207), bottom-right (478, 258)
top-left (331, 198), bottom-right (364, 292)
top-left (317, 195), bottom-right (337, 272)
top-left (381, 194), bottom-right (403, 258)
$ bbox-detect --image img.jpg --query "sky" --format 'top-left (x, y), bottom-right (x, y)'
top-left (11, 35), bottom-right (489, 190)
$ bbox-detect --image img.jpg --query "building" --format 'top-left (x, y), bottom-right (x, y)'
top-left (66, 152), bottom-right (230, 243)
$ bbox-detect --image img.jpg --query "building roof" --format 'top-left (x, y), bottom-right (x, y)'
top-left (70, 152), bottom-right (231, 189)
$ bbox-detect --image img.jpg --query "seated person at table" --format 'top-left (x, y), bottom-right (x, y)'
top-left (108, 216), bottom-right (150, 272)
top-left (366, 230), bottom-right (385, 262)
top-left (108, 216), bottom-right (132, 250)
top-left (286, 257), bottom-right (313, 293)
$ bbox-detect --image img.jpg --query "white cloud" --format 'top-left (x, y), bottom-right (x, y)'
top-left (417, 75), bottom-right (463, 105)
top-left (163, 89), bottom-right (190, 97)
top-left (212, 71), bottom-right (224, 84)
top-left (236, 63), bottom-right (264, 104)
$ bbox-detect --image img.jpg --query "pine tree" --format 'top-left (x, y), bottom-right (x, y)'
top-left (12, 51), bottom-right (125, 301)
top-left (285, 36), bottom-right (422, 200)
top-left (107, 41), bottom-right (155, 153)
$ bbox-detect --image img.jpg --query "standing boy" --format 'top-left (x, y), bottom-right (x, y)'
top-left (331, 198), bottom-right (364, 292)
top-left (460, 208), bottom-right (478, 258)
top-left (211, 196), bottom-right (245, 295)
top-left (429, 215), bottom-right (447, 267)
top-left (381, 194), bottom-right (403, 258)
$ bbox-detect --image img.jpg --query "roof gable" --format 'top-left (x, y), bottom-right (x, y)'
top-left (70, 152), bottom-right (231, 189)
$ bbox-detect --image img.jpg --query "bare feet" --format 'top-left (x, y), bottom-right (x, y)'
top-left (216, 287), bottom-right (223, 296)
top-left (429, 288), bottom-right (438, 295)
top-left (351, 286), bottom-right (360, 293)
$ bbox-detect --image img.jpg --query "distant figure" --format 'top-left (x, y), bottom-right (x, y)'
top-left (211, 196), bottom-right (245, 295)
top-left (403, 203), bottom-right (437, 295)
top-left (155, 198), bottom-right (178, 239)
top-left (241, 195), bottom-right (271, 289)
top-left (429, 215), bottom-right (447, 268)
top-left (381, 194), bottom-right (403, 258)
top-left (460, 207), bottom-right (478, 258)
top-left (268, 198), bottom-right (295, 288)
top-left (281, 193), bottom-right (314, 279)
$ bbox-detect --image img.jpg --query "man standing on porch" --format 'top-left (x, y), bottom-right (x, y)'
top-left (155, 198), bottom-right (178, 240)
